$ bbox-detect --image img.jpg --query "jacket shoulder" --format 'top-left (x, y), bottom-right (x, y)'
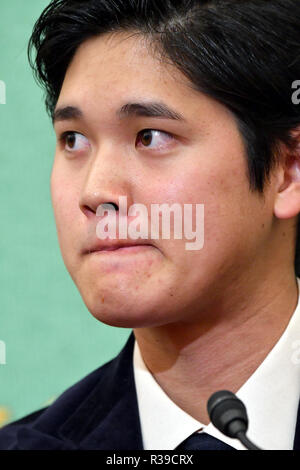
top-left (0, 332), bottom-right (136, 450)
top-left (3, 407), bottom-right (48, 427)
top-left (0, 354), bottom-right (117, 449)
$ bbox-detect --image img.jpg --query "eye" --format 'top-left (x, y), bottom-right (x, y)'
top-left (59, 131), bottom-right (90, 153)
top-left (136, 129), bottom-right (174, 151)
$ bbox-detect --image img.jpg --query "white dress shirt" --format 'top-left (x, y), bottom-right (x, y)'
top-left (133, 277), bottom-right (300, 450)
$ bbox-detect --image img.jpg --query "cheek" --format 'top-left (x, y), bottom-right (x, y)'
top-left (139, 163), bottom-right (235, 232)
top-left (140, 153), bottom-right (262, 269)
top-left (50, 166), bottom-right (80, 242)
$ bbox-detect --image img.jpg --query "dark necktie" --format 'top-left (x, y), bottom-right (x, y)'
top-left (175, 432), bottom-right (235, 450)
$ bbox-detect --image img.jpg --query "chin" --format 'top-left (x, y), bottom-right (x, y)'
top-left (88, 309), bottom-right (158, 329)
top-left (82, 294), bottom-right (171, 329)
top-left (74, 270), bottom-right (179, 328)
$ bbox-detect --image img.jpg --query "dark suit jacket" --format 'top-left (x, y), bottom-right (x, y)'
top-left (1, 331), bottom-right (300, 450)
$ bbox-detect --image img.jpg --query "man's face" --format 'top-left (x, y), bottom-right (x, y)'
top-left (51, 32), bottom-right (275, 328)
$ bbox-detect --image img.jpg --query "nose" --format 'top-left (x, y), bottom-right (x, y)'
top-left (79, 143), bottom-right (134, 219)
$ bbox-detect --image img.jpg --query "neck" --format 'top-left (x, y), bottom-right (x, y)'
top-left (133, 270), bottom-right (299, 425)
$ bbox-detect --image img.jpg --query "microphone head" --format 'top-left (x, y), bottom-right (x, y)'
top-left (207, 390), bottom-right (249, 438)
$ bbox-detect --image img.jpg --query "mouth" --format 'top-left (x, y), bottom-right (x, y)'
top-left (87, 244), bottom-right (154, 255)
top-left (83, 244), bottom-right (159, 273)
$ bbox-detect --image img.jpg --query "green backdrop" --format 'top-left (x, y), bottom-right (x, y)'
top-left (0, 0), bottom-right (131, 426)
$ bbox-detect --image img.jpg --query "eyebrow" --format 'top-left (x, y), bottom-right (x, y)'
top-left (52, 101), bottom-right (186, 125)
top-left (52, 106), bottom-right (82, 125)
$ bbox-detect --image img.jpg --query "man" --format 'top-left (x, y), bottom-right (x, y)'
top-left (0, 0), bottom-right (300, 450)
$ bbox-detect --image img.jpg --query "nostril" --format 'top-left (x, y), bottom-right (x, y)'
top-left (80, 204), bottom-right (95, 218)
top-left (102, 202), bottom-right (119, 211)
top-left (80, 202), bottom-right (119, 218)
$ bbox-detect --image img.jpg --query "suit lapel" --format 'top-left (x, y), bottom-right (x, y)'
top-left (58, 331), bottom-right (144, 449)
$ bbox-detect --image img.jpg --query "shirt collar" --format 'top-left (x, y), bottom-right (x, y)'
top-left (133, 277), bottom-right (300, 450)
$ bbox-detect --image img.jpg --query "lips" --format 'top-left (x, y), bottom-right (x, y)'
top-left (96, 245), bottom-right (127, 252)
top-left (93, 245), bottom-right (150, 253)
top-left (83, 241), bottom-right (153, 255)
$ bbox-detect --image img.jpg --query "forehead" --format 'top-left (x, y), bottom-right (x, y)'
top-left (55, 31), bottom-right (234, 133)
top-left (60, 31), bottom-right (181, 96)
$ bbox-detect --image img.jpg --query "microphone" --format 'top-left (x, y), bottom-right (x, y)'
top-left (207, 390), bottom-right (261, 450)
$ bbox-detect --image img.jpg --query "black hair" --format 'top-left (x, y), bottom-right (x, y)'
top-left (28, 0), bottom-right (300, 274)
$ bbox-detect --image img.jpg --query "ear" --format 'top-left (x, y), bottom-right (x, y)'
top-left (274, 129), bottom-right (300, 220)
